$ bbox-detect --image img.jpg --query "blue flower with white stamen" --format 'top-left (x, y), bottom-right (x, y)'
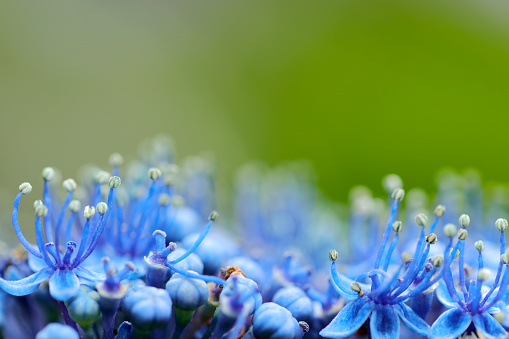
top-left (320, 188), bottom-right (439, 338)
top-left (0, 176), bottom-right (119, 301)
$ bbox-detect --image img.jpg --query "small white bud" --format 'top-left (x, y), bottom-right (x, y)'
top-left (108, 176), bottom-right (121, 188)
top-left (19, 182), bottom-right (32, 195)
top-left (350, 281), bottom-right (362, 294)
top-left (63, 178), bottom-right (77, 192)
top-left (84, 205), bottom-right (95, 219)
top-left (33, 200), bottom-right (43, 209)
top-left (382, 174), bottom-right (403, 193)
top-left (432, 255), bottom-right (444, 267)
top-left (443, 223), bottom-right (457, 238)
top-left (475, 240), bottom-right (485, 252)
top-left (458, 229), bottom-right (468, 241)
top-left (95, 170), bottom-right (110, 185)
top-left (459, 214), bottom-right (470, 228)
top-left (391, 188), bottom-right (405, 202)
top-left (415, 213), bottom-right (428, 227)
top-left (158, 193), bottom-right (171, 206)
top-left (434, 205), bottom-right (446, 217)
top-left (478, 268), bottom-right (491, 282)
top-left (68, 200), bottom-right (81, 213)
top-left (96, 202), bottom-right (108, 215)
top-left (209, 211), bottom-right (219, 221)
top-left (42, 167), bottom-right (55, 182)
top-left (329, 250), bottom-right (338, 261)
top-left (496, 218), bottom-right (508, 232)
top-left (148, 168), bottom-right (162, 181)
top-left (426, 233), bottom-right (438, 244)
top-left (501, 253), bottom-right (509, 265)
top-left (392, 221), bottom-right (402, 233)
top-left (109, 153), bottom-right (124, 167)
top-left (35, 204), bottom-right (48, 218)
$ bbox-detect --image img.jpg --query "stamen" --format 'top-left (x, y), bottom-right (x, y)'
top-left (62, 241), bottom-right (77, 266)
top-left (35, 205), bottom-right (55, 268)
top-left (12, 185), bottom-right (42, 258)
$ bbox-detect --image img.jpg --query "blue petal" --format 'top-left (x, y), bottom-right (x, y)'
top-left (0, 267), bottom-right (53, 296)
top-left (28, 252), bottom-right (50, 272)
top-left (430, 307), bottom-right (472, 339)
top-left (394, 302), bottom-right (430, 336)
top-left (369, 304), bottom-right (400, 339)
top-left (435, 281), bottom-right (464, 309)
top-left (115, 321), bottom-right (132, 339)
top-left (319, 297), bottom-right (374, 338)
top-left (473, 313), bottom-right (507, 339)
top-left (74, 267), bottom-right (105, 284)
top-left (49, 269), bottom-right (80, 301)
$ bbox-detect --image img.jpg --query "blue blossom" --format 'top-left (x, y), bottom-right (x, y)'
top-left (249, 302), bottom-right (306, 339)
top-left (430, 218), bottom-right (509, 339)
top-left (320, 188), bottom-right (440, 338)
top-left (0, 177), bottom-right (118, 301)
top-left (35, 323), bottom-right (79, 339)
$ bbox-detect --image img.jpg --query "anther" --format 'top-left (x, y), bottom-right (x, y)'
top-left (68, 200), bottom-right (81, 213)
top-left (391, 188), bottom-right (405, 202)
top-left (478, 268), bottom-right (491, 282)
top-left (426, 233), bottom-right (438, 244)
top-left (148, 168), bottom-right (162, 181)
top-left (42, 167), bottom-right (55, 182)
top-left (350, 281), bottom-right (362, 295)
top-left (496, 218), bottom-right (508, 232)
top-left (108, 176), bottom-right (121, 188)
top-left (458, 229), bottom-right (468, 241)
top-left (63, 179), bottom-right (77, 192)
top-left (459, 214), bottom-right (470, 228)
top-left (168, 242), bottom-right (177, 251)
top-left (443, 223), bottom-right (457, 238)
top-left (415, 213), bottom-right (428, 227)
top-left (383, 174), bottom-right (403, 193)
top-left (19, 182), bottom-right (32, 195)
top-left (392, 221), bottom-right (402, 232)
top-left (84, 206), bottom-right (95, 219)
top-left (299, 321), bottom-right (310, 334)
top-left (96, 202), bottom-right (108, 215)
top-left (95, 170), bottom-right (110, 185)
top-left (158, 193), bottom-right (171, 206)
top-left (109, 153), bottom-right (124, 167)
top-left (33, 200), bottom-right (43, 209)
top-left (424, 263), bottom-right (433, 272)
top-left (35, 204), bottom-right (48, 218)
top-left (475, 240), bottom-right (485, 252)
top-left (329, 250), bottom-right (338, 262)
top-left (434, 205), bottom-right (446, 217)
top-left (402, 252), bottom-right (412, 263)
top-left (432, 255), bottom-right (444, 267)
top-left (501, 253), bottom-right (509, 265)
top-left (172, 195), bottom-right (184, 207)
top-left (209, 211), bottom-right (219, 221)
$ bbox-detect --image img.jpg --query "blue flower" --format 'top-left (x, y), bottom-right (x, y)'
top-left (250, 302), bottom-right (304, 339)
top-left (0, 178), bottom-right (118, 301)
top-left (320, 188), bottom-right (439, 338)
top-left (35, 323), bottom-right (79, 339)
top-left (430, 218), bottom-right (509, 339)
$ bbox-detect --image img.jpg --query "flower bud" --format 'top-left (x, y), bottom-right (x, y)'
top-left (478, 268), bottom-right (491, 282)
top-left (108, 176), bottom-right (121, 188)
top-left (501, 253), bottom-right (509, 265)
top-left (434, 205), bottom-right (446, 217)
top-left (475, 240), bottom-right (485, 252)
top-left (496, 218), bottom-right (508, 232)
top-left (272, 286), bottom-right (313, 323)
top-left (458, 229), bottom-right (468, 240)
top-left (459, 214), bottom-right (470, 228)
top-left (94, 170), bottom-right (110, 185)
top-left (158, 193), bottom-right (171, 206)
top-left (252, 303), bottom-right (300, 339)
top-left (426, 233), bottom-right (437, 244)
top-left (432, 255), bottom-right (444, 267)
top-left (35, 204), bottom-right (48, 218)
top-left (96, 202), bottom-right (108, 215)
top-left (65, 286), bottom-right (101, 328)
top-left (19, 182), bottom-right (32, 195)
top-left (350, 281), bottom-right (362, 294)
top-left (415, 213), bottom-right (428, 227)
top-left (148, 167), bottom-right (162, 181)
top-left (443, 223), bottom-right (457, 238)
top-left (209, 211), bottom-right (219, 221)
top-left (42, 167), bottom-right (55, 182)
top-left (84, 206), bottom-right (95, 219)
top-left (63, 178), bottom-right (77, 192)
top-left (329, 250), bottom-right (338, 262)
top-left (68, 200), bottom-right (81, 213)
top-left (166, 272), bottom-right (209, 311)
top-left (36, 323), bottom-right (79, 339)
top-left (122, 286), bottom-right (173, 332)
top-left (392, 221), bottom-right (402, 233)
top-left (33, 200), bottom-right (43, 209)
top-left (109, 153), bottom-right (123, 167)
top-left (391, 188), bottom-right (405, 201)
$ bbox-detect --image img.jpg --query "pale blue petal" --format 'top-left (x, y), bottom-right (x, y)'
top-left (319, 297), bottom-right (374, 338)
top-left (28, 252), bottom-right (50, 272)
top-left (369, 304), bottom-right (399, 339)
top-left (435, 280), bottom-right (464, 308)
top-left (394, 302), bottom-right (430, 336)
top-left (74, 267), bottom-right (105, 284)
top-left (49, 269), bottom-right (80, 301)
top-left (430, 307), bottom-right (472, 339)
top-left (0, 267), bottom-right (53, 296)
top-left (473, 313), bottom-right (507, 339)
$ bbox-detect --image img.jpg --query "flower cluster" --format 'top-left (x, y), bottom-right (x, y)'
top-left (1, 136), bottom-right (509, 339)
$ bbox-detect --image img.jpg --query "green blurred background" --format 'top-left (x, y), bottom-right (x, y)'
top-left (1, 0), bottom-right (509, 227)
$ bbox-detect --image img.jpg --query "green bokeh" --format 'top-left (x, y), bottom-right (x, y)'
top-left (1, 0), bottom-right (509, 226)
